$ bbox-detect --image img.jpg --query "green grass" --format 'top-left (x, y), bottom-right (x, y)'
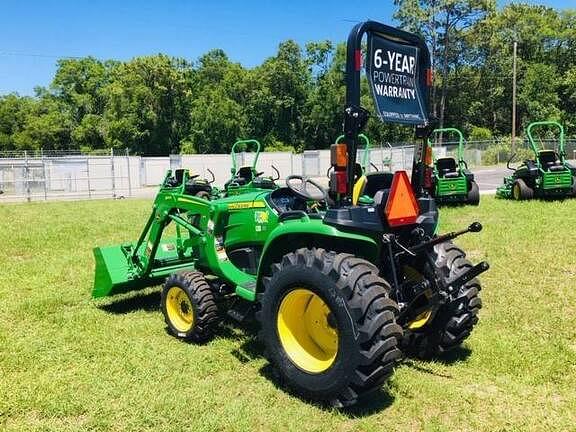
top-left (1, 196), bottom-right (575, 431)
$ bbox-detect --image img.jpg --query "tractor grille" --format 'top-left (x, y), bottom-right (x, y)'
top-left (437, 177), bottom-right (468, 196)
top-left (542, 171), bottom-right (572, 190)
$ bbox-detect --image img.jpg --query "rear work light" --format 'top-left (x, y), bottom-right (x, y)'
top-left (385, 171), bottom-right (420, 227)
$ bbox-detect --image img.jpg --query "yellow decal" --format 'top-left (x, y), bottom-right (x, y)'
top-left (255, 211), bottom-right (269, 223)
top-left (228, 201), bottom-right (266, 210)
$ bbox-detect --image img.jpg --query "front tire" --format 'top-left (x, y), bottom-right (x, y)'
top-left (161, 271), bottom-right (219, 342)
top-left (403, 242), bottom-right (482, 359)
top-left (258, 248), bottom-right (402, 407)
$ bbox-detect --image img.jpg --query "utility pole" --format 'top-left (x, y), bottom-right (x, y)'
top-left (511, 41), bottom-right (517, 154)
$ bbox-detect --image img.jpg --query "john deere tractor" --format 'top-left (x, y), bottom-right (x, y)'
top-left (93, 21), bottom-right (488, 407)
top-left (496, 121), bottom-right (576, 200)
top-left (427, 128), bottom-right (479, 205)
top-left (224, 139), bottom-right (279, 195)
top-left (174, 168), bottom-right (216, 200)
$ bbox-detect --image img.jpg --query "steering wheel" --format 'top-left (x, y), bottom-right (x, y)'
top-left (286, 175), bottom-right (327, 201)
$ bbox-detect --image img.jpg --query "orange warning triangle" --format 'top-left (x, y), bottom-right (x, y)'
top-left (385, 171), bottom-right (420, 227)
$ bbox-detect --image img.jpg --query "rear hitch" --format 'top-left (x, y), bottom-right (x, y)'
top-left (444, 261), bottom-right (490, 294)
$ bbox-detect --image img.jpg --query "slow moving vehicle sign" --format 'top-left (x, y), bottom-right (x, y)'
top-left (367, 33), bottom-right (428, 125)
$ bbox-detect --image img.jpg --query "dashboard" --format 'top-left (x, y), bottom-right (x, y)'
top-left (268, 188), bottom-right (307, 213)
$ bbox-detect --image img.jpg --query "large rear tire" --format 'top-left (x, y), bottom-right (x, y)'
top-left (161, 271), bottom-right (219, 342)
top-left (403, 242), bottom-right (482, 359)
top-left (467, 181), bottom-right (480, 205)
top-left (258, 248), bottom-right (402, 407)
top-left (512, 179), bottom-right (533, 201)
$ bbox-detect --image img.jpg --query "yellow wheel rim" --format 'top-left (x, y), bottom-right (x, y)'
top-left (513, 184), bottom-right (520, 200)
top-left (403, 265), bottom-right (433, 330)
top-left (166, 286), bottom-right (195, 332)
top-left (277, 288), bottom-right (338, 373)
top-left (408, 309), bottom-right (433, 329)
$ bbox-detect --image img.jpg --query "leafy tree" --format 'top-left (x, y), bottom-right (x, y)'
top-left (0, 3), bottom-right (575, 155)
top-left (102, 55), bottom-right (192, 155)
top-left (394, 0), bottom-right (495, 127)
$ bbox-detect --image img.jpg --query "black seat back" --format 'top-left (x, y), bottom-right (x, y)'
top-left (538, 150), bottom-right (563, 171)
top-left (236, 166), bottom-right (254, 183)
top-left (436, 157), bottom-right (458, 177)
top-left (363, 172), bottom-right (394, 198)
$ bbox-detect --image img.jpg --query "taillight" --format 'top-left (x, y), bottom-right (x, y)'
top-left (334, 171), bottom-right (347, 194)
top-left (331, 143), bottom-right (348, 168)
top-left (426, 68), bottom-right (433, 86)
top-left (424, 166), bottom-right (433, 190)
top-left (330, 142), bottom-right (349, 195)
top-left (385, 171), bottom-right (420, 227)
top-left (423, 144), bottom-right (434, 190)
top-left (424, 144), bottom-right (433, 166)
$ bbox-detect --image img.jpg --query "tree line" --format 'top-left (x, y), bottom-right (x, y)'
top-left (0, 2), bottom-right (574, 156)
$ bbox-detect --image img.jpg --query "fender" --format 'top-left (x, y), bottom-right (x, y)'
top-left (256, 217), bottom-right (380, 294)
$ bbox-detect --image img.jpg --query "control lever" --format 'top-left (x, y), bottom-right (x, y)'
top-left (408, 222), bottom-right (482, 255)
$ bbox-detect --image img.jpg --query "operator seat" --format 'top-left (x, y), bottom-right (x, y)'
top-left (225, 166), bottom-right (254, 188)
top-left (353, 171), bottom-right (394, 202)
top-left (436, 157), bottom-right (460, 178)
top-left (538, 150), bottom-right (565, 172)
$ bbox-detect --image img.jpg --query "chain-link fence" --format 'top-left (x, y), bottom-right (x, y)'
top-left (2, 138), bottom-right (575, 202)
top-left (0, 149), bottom-right (134, 202)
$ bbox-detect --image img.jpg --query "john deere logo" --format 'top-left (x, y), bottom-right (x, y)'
top-left (555, 177), bottom-right (560, 183)
top-left (450, 184), bottom-right (455, 190)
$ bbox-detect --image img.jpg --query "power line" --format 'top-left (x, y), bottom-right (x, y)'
top-left (0, 50), bottom-right (83, 59)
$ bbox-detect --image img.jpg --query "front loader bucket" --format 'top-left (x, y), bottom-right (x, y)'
top-left (92, 244), bottom-right (162, 298)
top-left (93, 239), bottom-right (196, 298)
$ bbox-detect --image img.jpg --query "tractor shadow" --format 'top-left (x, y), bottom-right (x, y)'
top-left (98, 290), bottom-right (161, 314)
top-left (402, 346), bottom-right (472, 378)
top-left (257, 362), bottom-right (395, 416)
top-left (98, 296), bottom-right (411, 415)
top-left (435, 345), bottom-right (472, 364)
top-left (226, 318), bottom-right (395, 416)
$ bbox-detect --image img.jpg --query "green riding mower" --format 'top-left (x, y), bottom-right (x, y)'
top-left (93, 21), bottom-right (488, 407)
top-left (496, 121), bottom-right (576, 200)
top-left (426, 128), bottom-right (479, 205)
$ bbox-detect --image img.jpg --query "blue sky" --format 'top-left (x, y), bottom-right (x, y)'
top-left (0, 0), bottom-right (571, 95)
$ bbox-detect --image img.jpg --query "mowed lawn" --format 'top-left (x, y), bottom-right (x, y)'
top-left (1, 196), bottom-right (575, 431)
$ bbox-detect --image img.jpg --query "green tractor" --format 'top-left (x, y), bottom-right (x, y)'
top-left (180, 139), bottom-right (280, 201)
top-left (426, 128), bottom-right (479, 205)
top-left (224, 139), bottom-right (279, 196)
top-left (496, 121), bottom-right (576, 200)
top-left (93, 21), bottom-right (488, 407)
top-left (173, 168), bottom-right (216, 200)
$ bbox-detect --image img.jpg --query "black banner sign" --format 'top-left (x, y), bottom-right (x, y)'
top-left (367, 33), bottom-right (428, 125)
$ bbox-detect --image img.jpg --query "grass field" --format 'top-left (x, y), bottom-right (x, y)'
top-left (1, 196), bottom-right (575, 431)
